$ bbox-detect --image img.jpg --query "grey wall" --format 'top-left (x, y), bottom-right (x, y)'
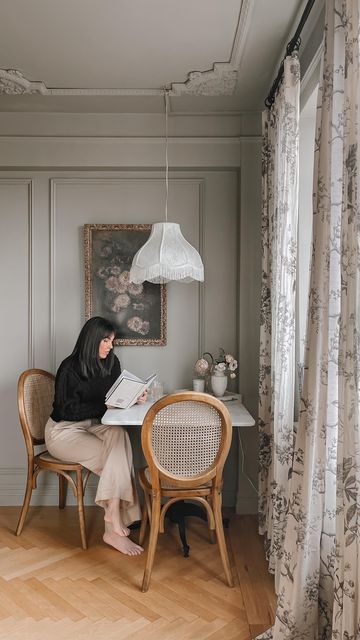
top-left (0, 114), bottom-right (262, 511)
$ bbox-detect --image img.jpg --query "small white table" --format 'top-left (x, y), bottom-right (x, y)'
top-left (102, 397), bottom-right (255, 428)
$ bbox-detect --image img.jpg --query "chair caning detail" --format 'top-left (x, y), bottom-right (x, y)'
top-left (23, 374), bottom-right (54, 440)
top-left (151, 401), bottom-right (222, 477)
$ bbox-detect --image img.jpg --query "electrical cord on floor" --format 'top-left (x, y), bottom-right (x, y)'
top-left (237, 429), bottom-right (259, 496)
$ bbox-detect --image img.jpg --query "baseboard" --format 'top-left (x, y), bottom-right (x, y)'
top-left (0, 469), bottom-right (255, 513)
top-left (0, 468), bottom-right (98, 506)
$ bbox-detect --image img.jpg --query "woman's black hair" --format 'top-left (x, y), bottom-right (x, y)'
top-left (72, 316), bottom-right (116, 378)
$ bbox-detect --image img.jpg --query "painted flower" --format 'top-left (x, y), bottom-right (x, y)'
top-left (119, 270), bottom-right (130, 286)
top-left (97, 266), bottom-right (110, 279)
top-left (105, 276), bottom-right (127, 294)
top-left (111, 293), bottom-right (131, 312)
top-left (127, 316), bottom-right (150, 335)
top-left (138, 320), bottom-right (150, 335)
top-left (110, 266), bottom-right (122, 276)
top-left (127, 316), bottom-right (142, 332)
top-left (128, 282), bottom-right (144, 296)
top-left (133, 303), bottom-right (145, 312)
top-left (105, 276), bottom-right (120, 292)
top-left (99, 245), bottom-right (112, 257)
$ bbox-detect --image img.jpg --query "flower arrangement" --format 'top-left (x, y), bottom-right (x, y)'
top-left (194, 348), bottom-right (238, 379)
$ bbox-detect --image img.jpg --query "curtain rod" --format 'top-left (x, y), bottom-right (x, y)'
top-left (265, 0), bottom-right (317, 108)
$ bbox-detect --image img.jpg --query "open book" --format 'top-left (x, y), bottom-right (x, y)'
top-left (105, 369), bottom-right (157, 409)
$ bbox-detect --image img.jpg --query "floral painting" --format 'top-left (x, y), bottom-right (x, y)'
top-left (84, 224), bottom-right (166, 346)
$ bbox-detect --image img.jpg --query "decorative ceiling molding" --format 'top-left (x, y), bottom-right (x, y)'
top-left (0, 1), bottom-right (253, 99)
top-left (170, 0), bottom-right (252, 96)
top-left (0, 69), bottom-right (47, 95)
top-left (49, 88), bottom-right (162, 96)
top-left (171, 63), bottom-right (237, 96)
top-left (0, 69), bottom-right (163, 96)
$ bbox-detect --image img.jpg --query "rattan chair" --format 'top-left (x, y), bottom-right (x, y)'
top-left (15, 368), bottom-right (91, 549)
top-left (138, 391), bottom-right (234, 592)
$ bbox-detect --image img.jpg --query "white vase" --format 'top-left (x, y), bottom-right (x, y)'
top-left (211, 372), bottom-right (227, 397)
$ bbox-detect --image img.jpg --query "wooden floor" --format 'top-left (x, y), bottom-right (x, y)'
top-left (0, 507), bottom-right (276, 640)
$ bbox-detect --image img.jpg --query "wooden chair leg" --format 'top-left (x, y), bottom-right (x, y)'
top-left (141, 496), bottom-right (160, 592)
top-left (75, 468), bottom-right (87, 550)
top-left (58, 474), bottom-right (67, 509)
top-left (213, 492), bottom-right (233, 587)
top-left (15, 468), bottom-right (34, 536)
top-left (139, 494), bottom-right (148, 546)
top-left (206, 496), bottom-right (216, 543)
top-left (209, 528), bottom-right (217, 544)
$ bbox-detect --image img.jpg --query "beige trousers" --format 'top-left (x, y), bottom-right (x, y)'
top-left (45, 418), bottom-right (141, 526)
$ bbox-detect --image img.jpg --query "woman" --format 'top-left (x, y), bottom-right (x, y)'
top-left (45, 316), bottom-right (144, 556)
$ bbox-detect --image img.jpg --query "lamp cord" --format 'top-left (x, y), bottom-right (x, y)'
top-left (164, 89), bottom-right (169, 223)
top-left (237, 430), bottom-right (259, 496)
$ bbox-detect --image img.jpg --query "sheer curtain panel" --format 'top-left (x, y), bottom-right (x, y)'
top-left (259, 1), bottom-right (360, 638)
top-left (258, 54), bottom-right (300, 590)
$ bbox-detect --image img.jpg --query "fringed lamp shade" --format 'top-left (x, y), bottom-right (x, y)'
top-left (129, 90), bottom-right (205, 285)
top-left (129, 222), bottom-right (204, 284)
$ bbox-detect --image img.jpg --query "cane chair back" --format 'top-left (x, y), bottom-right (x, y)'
top-left (16, 369), bottom-right (90, 549)
top-left (139, 391), bottom-right (234, 592)
top-left (19, 369), bottom-right (55, 446)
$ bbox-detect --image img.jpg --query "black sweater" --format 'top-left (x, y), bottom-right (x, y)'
top-left (51, 354), bottom-right (121, 422)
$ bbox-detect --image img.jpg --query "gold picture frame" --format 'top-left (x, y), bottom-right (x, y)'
top-left (84, 224), bottom-right (167, 346)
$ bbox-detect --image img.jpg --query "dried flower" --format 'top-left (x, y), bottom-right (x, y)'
top-left (194, 357), bottom-right (210, 377)
top-left (194, 348), bottom-right (238, 378)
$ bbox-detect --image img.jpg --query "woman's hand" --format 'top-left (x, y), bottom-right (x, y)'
top-left (137, 389), bottom-right (148, 404)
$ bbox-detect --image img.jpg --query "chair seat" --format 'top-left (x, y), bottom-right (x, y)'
top-left (36, 450), bottom-right (83, 469)
top-left (142, 466), bottom-right (211, 490)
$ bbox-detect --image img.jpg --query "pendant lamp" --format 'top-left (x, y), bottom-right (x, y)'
top-left (129, 91), bottom-right (204, 285)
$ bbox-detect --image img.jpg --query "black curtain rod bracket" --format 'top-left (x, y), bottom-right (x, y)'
top-left (265, 0), bottom-right (316, 108)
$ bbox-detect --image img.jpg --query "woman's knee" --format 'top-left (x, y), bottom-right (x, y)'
top-left (107, 425), bottom-right (128, 443)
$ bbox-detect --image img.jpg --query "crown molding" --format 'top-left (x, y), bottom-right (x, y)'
top-left (0, 69), bottom-right (48, 95)
top-left (230, 0), bottom-right (253, 68)
top-left (0, 69), bottom-right (163, 96)
top-left (171, 0), bottom-right (252, 96)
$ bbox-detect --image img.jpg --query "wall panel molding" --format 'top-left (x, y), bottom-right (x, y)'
top-left (50, 176), bottom-right (205, 371)
top-left (50, 179), bottom-right (57, 373)
top-left (0, 136), bottom-right (244, 169)
top-left (0, 178), bottom-right (34, 367)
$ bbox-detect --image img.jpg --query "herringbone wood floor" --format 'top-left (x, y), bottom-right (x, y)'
top-left (0, 507), bottom-right (276, 639)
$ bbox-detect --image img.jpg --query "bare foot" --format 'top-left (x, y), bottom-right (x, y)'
top-left (104, 500), bottom-right (130, 536)
top-left (104, 515), bottom-right (130, 537)
top-left (103, 531), bottom-right (143, 556)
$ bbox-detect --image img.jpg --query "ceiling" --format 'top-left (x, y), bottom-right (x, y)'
top-left (0, 0), bottom-right (320, 114)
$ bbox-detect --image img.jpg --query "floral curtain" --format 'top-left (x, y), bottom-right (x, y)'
top-left (259, 1), bottom-right (360, 638)
top-left (258, 54), bottom-right (300, 589)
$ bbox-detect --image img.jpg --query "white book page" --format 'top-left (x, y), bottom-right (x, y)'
top-left (105, 369), bottom-right (142, 401)
top-left (145, 372), bottom-right (157, 386)
top-left (106, 370), bottom-right (157, 408)
top-left (108, 379), bottom-right (144, 409)
top-left (121, 369), bottom-right (142, 382)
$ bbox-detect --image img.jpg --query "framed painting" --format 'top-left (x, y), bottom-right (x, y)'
top-left (84, 224), bottom-right (167, 346)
